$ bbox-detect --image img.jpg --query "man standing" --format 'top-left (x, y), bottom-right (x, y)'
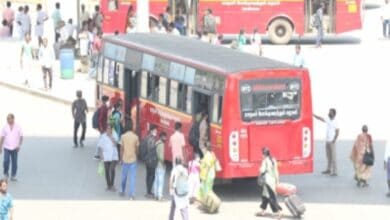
top-left (2, 1), bottom-right (14, 35)
top-left (314, 108), bottom-right (340, 176)
top-left (39, 38), bottom-right (55, 90)
top-left (170, 122), bottom-right (186, 165)
top-left (381, 0), bottom-right (390, 38)
top-left (169, 158), bottom-right (189, 220)
top-left (199, 112), bottom-right (209, 152)
top-left (94, 95), bottom-right (110, 160)
top-left (35, 4), bottom-right (48, 47)
top-left (293, 44), bottom-right (305, 68)
top-left (52, 2), bottom-right (62, 42)
top-left (80, 4), bottom-right (90, 27)
top-left (154, 132), bottom-right (167, 201)
top-left (98, 125), bottom-right (119, 191)
top-left (0, 114), bottom-right (23, 181)
top-left (119, 123), bottom-right (139, 200)
top-left (72, 90), bottom-right (88, 148)
top-left (202, 8), bottom-right (217, 43)
top-left (13, 6), bottom-right (23, 39)
top-left (78, 23), bottom-right (90, 73)
top-left (144, 125), bottom-right (158, 198)
top-left (314, 3), bottom-right (324, 48)
top-left (0, 179), bottom-right (13, 220)
top-left (20, 5), bottom-right (31, 37)
top-left (92, 5), bottom-right (104, 34)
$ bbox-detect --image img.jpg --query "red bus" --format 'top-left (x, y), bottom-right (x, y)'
top-left (100, 0), bottom-right (363, 44)
top-left (96, 33), bottom-right (313, 179)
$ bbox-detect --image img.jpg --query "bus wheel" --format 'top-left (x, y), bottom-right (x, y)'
top-left (268, 18), bottom-right (293, 45)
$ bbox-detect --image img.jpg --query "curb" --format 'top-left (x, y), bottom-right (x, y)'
top-left (0, 80), bottom-right (95, 111)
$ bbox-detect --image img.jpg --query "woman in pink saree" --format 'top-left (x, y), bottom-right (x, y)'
top-left (350, 125), bottom-right (374, 187)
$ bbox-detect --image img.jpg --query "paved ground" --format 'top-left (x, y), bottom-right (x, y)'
top-left (0, 86), bottom-right (389, 220)
top-left (0, 6), bottom-right (389, 220)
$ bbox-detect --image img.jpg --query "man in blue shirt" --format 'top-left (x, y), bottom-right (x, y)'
top-left (0, 179), bottom-right (13, 220)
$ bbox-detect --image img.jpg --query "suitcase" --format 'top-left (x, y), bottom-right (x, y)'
top-left (276, 182), bottom-right (297, 197)
top-left (284, 194), bottom-right (306, 218)
top-left (202, 191), bottom-right (221, 213)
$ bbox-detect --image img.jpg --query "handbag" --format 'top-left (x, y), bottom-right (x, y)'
top-left (97, 162), bottom-right (105, 177)
top-left (257, 172), bottom-right (266, 187)
top-left (362, 149), bottom-right (374, 166)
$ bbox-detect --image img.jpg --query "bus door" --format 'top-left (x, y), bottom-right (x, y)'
top-left (123, 68), bottom-right (140, 134)
top-left (305, 0), bottom-right (336, 33)
top-left (193, 90), bottom-right (211, 116)
top-left (188, 0), bottom-right (198, 35)
top-left (168, 0), bottom-right (193, 34)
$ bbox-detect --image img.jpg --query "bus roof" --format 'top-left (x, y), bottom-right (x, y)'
top-left (105, 33), bottom-right (297, 74)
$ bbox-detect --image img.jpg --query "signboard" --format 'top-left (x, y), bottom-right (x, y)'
top-left (169, 62), bottom-right (185, 81)
top-left (184, 67), bottom-right (195, 85)
top-left (125, 48), bottom-right (142, 70)
top-left (104, 42), bottom-right (126, 62)
top-left (154, 57), bottom-right (170, 76)
top-left (142, 53), bottom-right (155, 71)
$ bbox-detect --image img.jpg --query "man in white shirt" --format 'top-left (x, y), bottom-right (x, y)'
top-left (384, 139), bottom-right (390, 197)
top-left (20, 5), bottom-right (31, 37)
top-left (293, 44), bottom-right (305, 68)
top-left (39, 38), bottom-right (55, 90)
top-left (35, 4), bottom-right (48, 46)
top-left (98, 125), bottom-right (119, 191)
top-left (169, 158), bottom-right (189, 220)
top-left (314, 108), bottom-right (340, 176)
top-left (381, 0), bottom-right (390, 38)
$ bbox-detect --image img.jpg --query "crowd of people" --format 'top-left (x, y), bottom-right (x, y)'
top-left (76, 93), bottom-right (222, 219)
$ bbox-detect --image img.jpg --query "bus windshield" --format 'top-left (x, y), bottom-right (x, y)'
top-left (240, 78), bottom-right (301, 122)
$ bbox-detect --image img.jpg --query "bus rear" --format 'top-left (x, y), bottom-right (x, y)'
top-left (220, 69), bottom-right (313, 178)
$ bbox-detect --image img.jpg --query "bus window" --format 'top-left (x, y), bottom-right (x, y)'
top-left (97, 56), bottom-right (104, 83)
top-left (117, 63), bottom-right (124, 89)
top-left (150, 75), bottom-right (160, 102)
top-left (140, 71), bottom-right (149, 98)
top-left (240, 79), bottom-right (301, 121)
top-left (158, 77), bottom-right (168, 105)
top-left (179, 84), bottom-right (192, 114)
top-left (212, 95), bottom-right (223, 124)
top-left (169, 80), bottom-right (178, 108)
top-left (108, 0), bottom-right (119, 11)
top-left (177, 83), bottom-right (188, 112)
top-left (186, 86), bottom-right (192, 114)
top-left (103, 59), bottom-right (110, 84)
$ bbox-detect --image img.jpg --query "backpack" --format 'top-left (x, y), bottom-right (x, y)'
top-left (145, 136), bottom-right (158, 168)
top-left (175, 168), bottom-right (189, 197)
top-left (92, 108), bottom-right (100, 129)
top-left (138, 135), bottom-right (150, 162)
top-left (189, 122), bottom-right (200, 148)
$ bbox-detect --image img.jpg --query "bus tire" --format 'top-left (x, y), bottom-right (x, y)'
top-left (268, 18), bottom-right (293, 45)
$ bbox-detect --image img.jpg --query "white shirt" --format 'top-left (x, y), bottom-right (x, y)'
top-left (20, 13), bottom-right (31, 34)
top-left (39, 46), bottom-right (55, 68)
top-left (170, 165), bottom-right (189, 209)
top-left (98, 133), bottom-right (119, 162)
top-left (325, 118), bottom-right (339, 142)
top-left (383, 3), bottom-right (390, 20)
top-left (293, 53), bottom-right (305, 67)
top-left (35, 10), bottom-right (47, 37)
top-left (252, 33), bottom-right (262, 45)
top-left (385, 139), bottom-right (390, 162)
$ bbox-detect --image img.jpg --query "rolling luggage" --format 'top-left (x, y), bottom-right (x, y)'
top-left (284, 194), bottom-right (306, 218)
top-left (276, 182), bottom-right (297, 197)
top-left (202, 191), bottom-right (221, 213)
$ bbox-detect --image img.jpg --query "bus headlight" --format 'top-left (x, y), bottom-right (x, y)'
top-left (302, 127), bottom-right (311, 158)
top-left (229, 131), bottom-right (239, 162)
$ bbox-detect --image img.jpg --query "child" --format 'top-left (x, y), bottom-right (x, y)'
top-left (188, 153), bottom-right (201, 203)
top-left (385, 140), bottom-right (390, 197)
